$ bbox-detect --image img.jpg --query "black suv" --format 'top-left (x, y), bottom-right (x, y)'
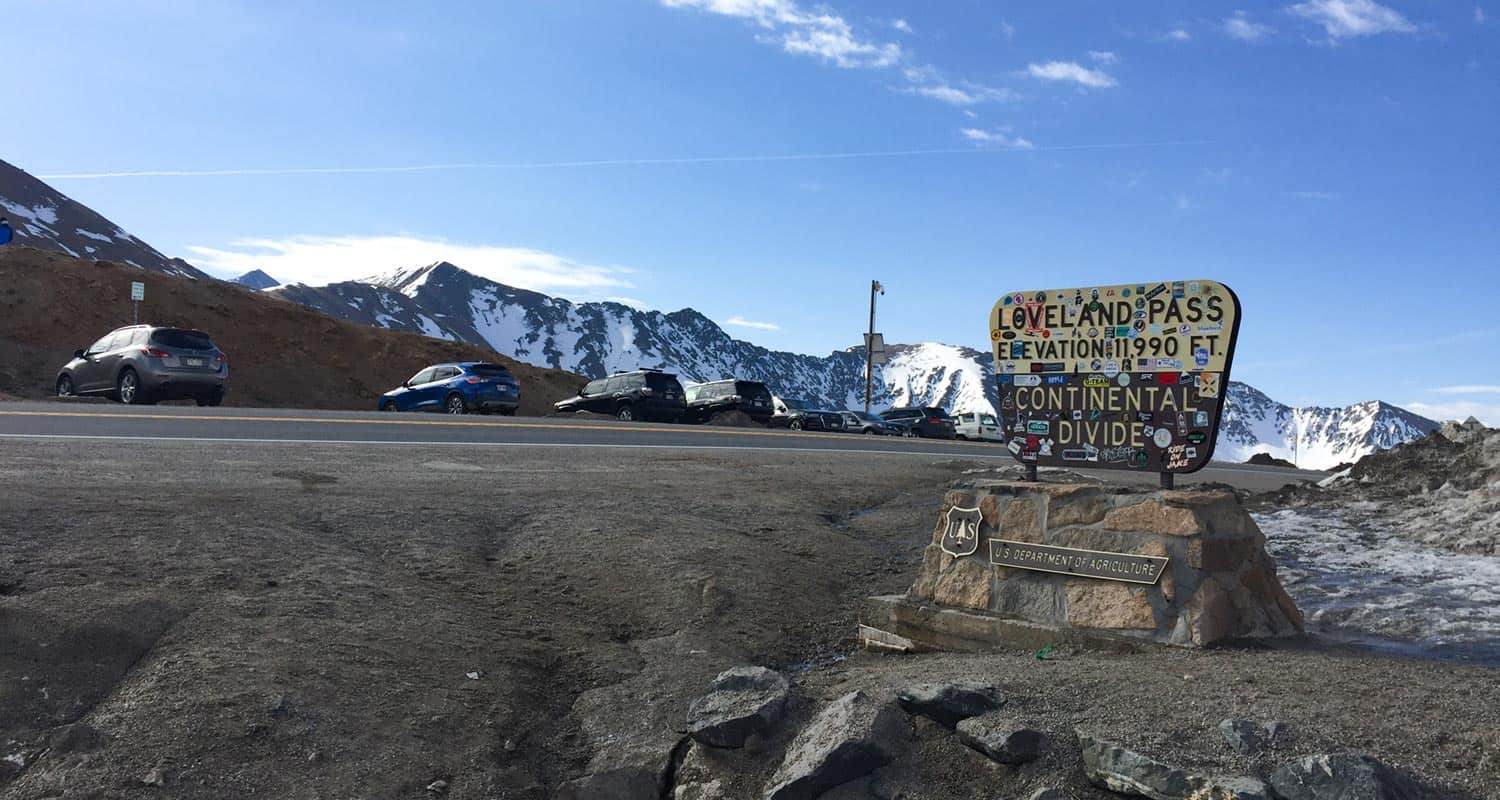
top-left (685, 379), bottom-right (774, 424)
top-left (554, 369), bottom-right (687, 422)
top-left (770, 397), bottom-right (846, 432)
top-left (880, 406), bottom-right (957, 439)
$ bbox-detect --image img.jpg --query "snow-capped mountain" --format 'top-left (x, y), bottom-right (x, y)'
top-left (275, 260), bottom-right (1437, 468)
top-left (0, 159), bottom-right (210, 280)
top-left (1216, 382), bottom-right (1439, 470)
top-left (232, 269), bottom-right (281, 290)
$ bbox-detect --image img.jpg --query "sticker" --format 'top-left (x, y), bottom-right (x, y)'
top-left (1158, 372), bottom-right (1180, 385)
top-left (1071, 409), bottom-right (1083, 421)
top-left (1198, 373), bottom-right (1220, 397)
top-left (1145, 283), bottom-right (1167, 300)
top-left (1014, 375), bottom-right (1042, 386)
top-left (1194, 411), bottom-right (1210, 427)
top-left (1084, 376), bottom-right (1110, 388)
top-left (1198, 323), bottom-right (1223, 333)
top-left (1116, 373), bottom-right (1132, 387)
top-left (1002, 331), bottom-right (1017, 340)
top-left (1136, 412), bottom-right (1154, 423)
top-left (1103, 359), bottom-right (1120, 378)
top-left (1153, 428), bottom-right (1173, 448)
top-left (1186, 431), bottom-right (1207, 445)
top-left (1044, 375), bottom-right (1068, 385)
top-left (1039, 362), bottom-right (1068, 372)
top-left (1194, 347), bottom-right (1210, 368)
top-left (1026, 420), bottom-right (1051, 434)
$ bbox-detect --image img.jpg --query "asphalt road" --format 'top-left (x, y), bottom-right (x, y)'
top-left (0, 400), bottom-right (1326, 491)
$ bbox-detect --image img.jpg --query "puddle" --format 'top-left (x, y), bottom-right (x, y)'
top-left (1255, 509), bottom-right (1500, 666)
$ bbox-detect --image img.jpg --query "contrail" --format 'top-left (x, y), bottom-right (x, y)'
top-left (36, 140), bottom-right (1211, 179)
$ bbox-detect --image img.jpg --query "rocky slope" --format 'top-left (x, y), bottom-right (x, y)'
top-left (275, 261), bottom-right (1437, 467)
top-left (0, 159), bottom-right (209, 280)
top-left (231, 269), bottom-right (280, 290)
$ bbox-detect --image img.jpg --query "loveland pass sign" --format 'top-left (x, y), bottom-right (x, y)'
top-left (989, 280), bottom-right (1241, 473)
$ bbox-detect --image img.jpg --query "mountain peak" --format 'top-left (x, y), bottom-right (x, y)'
top-left (232, 269), bottom-right (280, 290)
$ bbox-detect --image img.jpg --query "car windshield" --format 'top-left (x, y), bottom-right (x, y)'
top-left (853, 411), bottom-right (882, 422)
top-left (781, 398), bottom-right (807, 411)
top-left (151, 329), bottom-right (214, 350)
top-left (470, 364), bottom-right (514, 380)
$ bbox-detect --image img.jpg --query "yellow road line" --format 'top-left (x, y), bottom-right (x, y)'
top-left (0, 409), bottom-right (997, 448)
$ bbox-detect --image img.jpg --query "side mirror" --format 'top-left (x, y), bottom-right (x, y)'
top-left (402, 380), bottom-right (411, 388)
top-left (578, 385), bottom-right (587, 396)
top-left (73, 349), bottom-right (86, 359)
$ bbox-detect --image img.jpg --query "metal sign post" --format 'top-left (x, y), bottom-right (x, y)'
top-left (863, 280), bottom-right (884, 412)
top-left (130, 281), bottom-right (144, 325)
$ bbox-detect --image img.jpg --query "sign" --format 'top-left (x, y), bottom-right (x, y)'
top-left (865, 332), bottom-right (887, 365)
top-left (989, 280), bottom-right (1240, 473)
top-left (130, 281), bottom-right (145, 302)
top-left (938, 506), bottom-right (982, 557)
top-left (990, 540), bottom-right (1168, 585)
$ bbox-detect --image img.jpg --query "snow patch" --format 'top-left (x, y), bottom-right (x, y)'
top-left (75, 227), bottom-right (113, 242)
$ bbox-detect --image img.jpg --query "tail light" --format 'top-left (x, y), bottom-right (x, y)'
top-left (142, 347), bottom-right (173, 359)
top-left (216, 352), bottom-right (227, 364)
top-left (928, 417), bottom-right (943, 424)
top-left (465, 376), bottom-right (483, 384)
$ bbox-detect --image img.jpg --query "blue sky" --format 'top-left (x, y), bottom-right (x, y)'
top-left (7, 0), bottom-right (1498, 420)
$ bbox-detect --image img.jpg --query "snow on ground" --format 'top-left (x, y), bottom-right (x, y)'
top-left (1257, 508), bottom-right (1500, 664)
top-left (75, 228), bottom-right (113, 242)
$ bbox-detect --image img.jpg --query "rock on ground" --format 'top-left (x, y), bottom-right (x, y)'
top-left (1270, 753), bottom-right (1422, 800)
top-left (687, 666), bottom-right (791, 748)
top-left (1078, 731), bottom-right (1270, 800)
top-left (954, 714), bottom-right (1047, 765)
top-left (895, 682), bottom-right (1003, 728)
top-left (764, 690), bottom-right (907, 800)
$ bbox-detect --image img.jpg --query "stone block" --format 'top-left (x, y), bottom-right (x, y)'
top-left (1066, 580), bottom-right (1157, 630)
top-left (1000, 497), bottom-right (1044, 542)
top-left (907, 545), bottom-right (942, 601)
top-left (932, 557), bottom-right (992, 611)
top-left (1045, 484), bottom-right (1108, 527)
top-left (1103, 499), bottom-right (1204, 537)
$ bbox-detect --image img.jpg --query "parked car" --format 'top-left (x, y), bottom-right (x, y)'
top-left (379, 362), bottom-right (520, 415)
top-left (880, 406), bottom-right (957, 439)
top-left (953, 411), bottom-right (1003, 442)
top-left (685, 379), bottom-right (774, 424)
top-left (553, 368), bottom-right (686, 422)
top-left (839, 410), bottom-right (892, 435)
top-left (770, 397), bottom-right (845, 432)
top-left (55, 324), bottom-right (227, 406)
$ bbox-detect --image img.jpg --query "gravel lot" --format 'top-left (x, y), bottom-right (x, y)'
top-left (1, 440), bottom-right (1494, 799)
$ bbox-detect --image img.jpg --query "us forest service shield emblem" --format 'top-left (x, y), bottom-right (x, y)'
top-left (940, 506), bottom-right (984, 558)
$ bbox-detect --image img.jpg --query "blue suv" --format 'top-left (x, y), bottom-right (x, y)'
top-left (379, 362), bottom-right (520, 415)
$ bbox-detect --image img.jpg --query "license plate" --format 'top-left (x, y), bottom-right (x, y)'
top-left (184, 357), bottom-right (205, 367)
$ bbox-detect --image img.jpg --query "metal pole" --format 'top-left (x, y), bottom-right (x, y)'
top-left (864, 280), bottom-right (878, 413)
top-left (1160, 472), bottom-right (1175, 489)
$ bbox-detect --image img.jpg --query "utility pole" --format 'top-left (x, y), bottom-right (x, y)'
top-left (864, 280), bottom-right (883, 413)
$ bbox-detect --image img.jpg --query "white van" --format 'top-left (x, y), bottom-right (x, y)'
top-left (953, 411), bottom-right (1003, 442)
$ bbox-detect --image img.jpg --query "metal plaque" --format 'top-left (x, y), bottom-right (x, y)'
top-left (130, 281), bottom-right (145, 302)
top-left (990, 540), bottom-right (1168, 585)
top-left (939, 506), bottom-right (982, 557)
top-left (988, 280), bottom-right (1241, 473)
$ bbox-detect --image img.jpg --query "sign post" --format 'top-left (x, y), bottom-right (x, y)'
top-left (989, 280), bottom-right (1241, 484)
top-left (863, 280), bottom-right (884, 412)
top-left (130, 281), bottom-right (144, 325)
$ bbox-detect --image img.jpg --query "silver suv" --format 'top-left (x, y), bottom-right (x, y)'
top-left (56, 325), bottom-right (228, 406)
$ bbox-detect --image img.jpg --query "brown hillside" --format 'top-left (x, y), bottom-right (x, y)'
top-left (0, 246), bottom-right (585, 413)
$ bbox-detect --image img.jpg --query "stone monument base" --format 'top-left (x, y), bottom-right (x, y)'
top-left (862, 479), bottom-right (1303, 650)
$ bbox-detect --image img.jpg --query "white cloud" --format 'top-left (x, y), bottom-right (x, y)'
top-left (1026, 60), bottom-right (1118, 88)
top-left (1224, 11), bottom-right (1277, 41)
top-left (999, 21), bottom-right (1016, 39)
top-left (1287, 190), bottom-right (1342, 200)
top-left (891, 18), bottom-right (912, 33)
top-left (604, 296), bottom-right (650, 309)
top-left (1403, 400), bottom-right (1500, 426)
top-left (1288, 0), bottom-right (1417, 39)
top-left (185, 235), bottom-right (633, 293)
top-left (1477, 5), bottom-right (1487, 24)
top-left (1175, 193), bottom-right (1195, 210)
top-left (904, 81), bottom-right (1019, 106)
top-left (1166, 28), bottom-right (1193, 41)
top-left (960, 128), bottom-right (1035, 148)
top-left (1434, 385), bottom-right (1500, 394)
top-left (725, 315), bottom-right (780, 331)
top-left (1089, 50), bottom-right (1120, 65)
top-left (663, 0), bottom-right (900, 68)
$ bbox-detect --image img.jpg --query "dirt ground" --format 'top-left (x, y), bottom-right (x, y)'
top-left (1, 440), bottom-right (1495, 799)
top-left (0, 247), bottom-right (585, 415)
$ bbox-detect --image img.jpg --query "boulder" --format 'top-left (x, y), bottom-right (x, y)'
top-left (687, 666), bottom-right (791, 748)
top-left (1217, 719), bottom-right (1288, 756)
top-left (895, 682), bottom-right (1003, 728)
top-left (1027, 789), bottom-right (1069, 800)
top-left (764, 691), bottom-right (907, 800)
top-left (1078, 732), bottom-right (1270, 800)
top-left (954, 714), bottom-right (1047, 764)
top-left (1269, 753), bottom-right (1421, 800)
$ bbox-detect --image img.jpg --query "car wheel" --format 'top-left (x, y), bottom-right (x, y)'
top-left (445, 393), bottom-right (469, 415)
top-left (381, 400), bottom-right (399, 412)
top-left (116, 369), bottom-right (142, 405)
top-left (616, 404), bottom-right (636, 422)
top-left (56, 375), bottom-right (74, 397)
top-left (863, 428), bottom-right (875, 435)
top-left (789, 418), bottom-right (804, 431)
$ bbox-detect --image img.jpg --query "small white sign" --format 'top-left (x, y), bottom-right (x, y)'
top-left (130, 281), bottom-right (145, 302)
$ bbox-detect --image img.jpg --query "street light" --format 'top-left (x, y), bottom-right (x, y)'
top-left (864, 280), bottom-right (884, 413)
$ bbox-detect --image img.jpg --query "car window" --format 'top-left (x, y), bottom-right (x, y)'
top-left (583, 379), bottom-right (607, 395)
top-left (150, 329), bottom-right (214, 350)
top-left (603, 377), bottom-right (624, 393)
top-left (470, 363), bottom-right (513, 380)
top-left (86, 332), bottom-right (115, 354)
top-left (433, 366), bottom-right (460, 381)
top-left (644, 373), bottom-right (679, 391)
top-left (981, 414), bottom-right (998, 425)
top-left (409, 367), bottom-right (437, 385)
